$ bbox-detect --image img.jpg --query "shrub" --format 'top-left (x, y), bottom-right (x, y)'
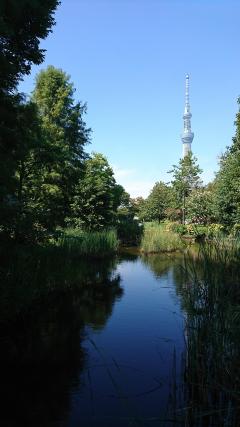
top-left (116, 218), bottom-right (143, 245)
top-left (231, 223), bottom-right (240, 237)
top-left (206, 223), bottom-right (225, 238)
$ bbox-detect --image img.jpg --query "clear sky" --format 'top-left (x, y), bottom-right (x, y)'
top-left (19, 0), bottom-right (240, 198)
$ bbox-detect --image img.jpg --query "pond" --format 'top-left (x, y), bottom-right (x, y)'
top-left (1, 247), bottom-right (239, 426)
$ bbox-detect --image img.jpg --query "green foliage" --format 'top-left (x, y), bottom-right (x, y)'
top-left (205, 223), bottom-right (225, 238)
top-left (55, 228), bottom-right (118, 257)
top-left (142, 181), bottom-right (173, 223)
top-left (169, 153), bottom-right (202, 223)
top-left (180, 241), bottom-right (240, 424)
top-left (164, 207), bottom-right (182, 222)
top-left (31, 66), bottom-right (90, 230)
top-left (170, 152), bottom-right (202, 200)
top-left (0, 1), bottom-right (59, 238)
top-left (187, 188), bottom-right (215, 224)
top-left (116, 191), bottom-right (139, 221)
top-left (166, 222), bottom-right (225, 239)
top-left (230, 97), bottom-right (240, 153)
top-left (166, 222), bottom-right (188, 235)
top-left (136, 198), bottom-right (150, 222)
top-left (116, 218), bottom-right (143, 245)
top-left (231, 223), bottom-right (240, 237)
top-left (0, 242), bottom-right (121, 324)
top-left (141, 225), bottom-right (185, 253)
top-left (71, 153), bottom-right (122, 230)
top-left (0, 96), bottom-right (42, 239)
top-left (213, 98), bottom-right (240, 226)
top-left (214, 150), bottom-right (240, 226)
top-left (0, 0), bottom-right (59, 93)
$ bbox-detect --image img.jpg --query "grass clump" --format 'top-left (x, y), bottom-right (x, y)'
top-left (56, 228), bottom-right (118, 257)
top-left (141, 225), bottom-right (185, 253)
top-left (177, 240), bottom-right (240, 426)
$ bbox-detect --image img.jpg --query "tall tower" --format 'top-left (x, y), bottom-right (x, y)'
top-left (181, 74), bottom-right (194, 157)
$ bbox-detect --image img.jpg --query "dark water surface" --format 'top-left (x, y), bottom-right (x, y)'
top-left (1, 248), bottom-right (239, 426)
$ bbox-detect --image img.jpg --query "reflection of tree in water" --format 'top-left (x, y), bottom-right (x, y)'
top-left (141, 253), bottom-right (181, 279)
top-left (0, 247), bottom-right (123, 427)
top-left (172, 244), bottom-right (240, 426)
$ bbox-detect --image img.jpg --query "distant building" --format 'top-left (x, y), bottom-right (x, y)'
top-left (181, 74), bottom-right (194, 157)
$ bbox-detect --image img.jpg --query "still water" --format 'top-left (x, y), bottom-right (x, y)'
top-left (1, 249), bottom-right (238, 426)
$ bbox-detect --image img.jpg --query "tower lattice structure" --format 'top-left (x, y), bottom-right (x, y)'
top-left (181, 74), bottom-right (194, 157)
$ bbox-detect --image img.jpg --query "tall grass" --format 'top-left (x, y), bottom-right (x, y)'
top-left (176, 239), bottom-right (240, 426)
top-left (141, 225), bottom-right (185, 253)
top-left (56, 228), bottom-right (118, 257)
top-left (0, 242), bottom-right (121, 324)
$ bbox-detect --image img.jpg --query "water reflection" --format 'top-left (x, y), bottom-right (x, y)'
top-left (178, 247), bottom-right (240, 427)
top-left (139, 247), bottom-right (240, 426)
top-left (1, 245), bottom-right (240, 426)
top-left (0, 248), bottom-right (123, 427)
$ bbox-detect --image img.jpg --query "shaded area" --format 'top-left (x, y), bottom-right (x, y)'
top-left (1, 244), bottom-right (240, 426)
top-left (173, 243), bottom-right (240, 426)
top-left (0, 245), bottom-right (123, 427)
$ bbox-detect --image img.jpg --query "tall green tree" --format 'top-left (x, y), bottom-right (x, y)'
top-left (71, 153), bottom-right (122, 230)
top-left (144, 181), bottom-right (173, 223)
top-left (169, 152), bottom-right (202, 223)
top-left (0, 0), bottom-right (59, 93)
top-left (214, 152), bottom-right (240, 225)
top-left (32, 66), bottom-right (90, 229)
top-left (0, 0), bottom-right (59, 236)
top-left (230, 97), bottom-right (240, 154)
top-left (214, 98), bottom-right (240, 226)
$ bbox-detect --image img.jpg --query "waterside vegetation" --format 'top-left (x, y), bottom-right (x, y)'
top-left (141, 223), bottom-right (186, 253)
top-left (177, 241), bottom-right (240, 426)
top-left (55, 228), bottom-right (119, 257)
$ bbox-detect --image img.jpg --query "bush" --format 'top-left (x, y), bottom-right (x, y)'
top-left (231, 223), bottom-right (240, 237)
top-left (116, 219), bottom-right (143, 245)
top-left (165, 222), bottom-right (187, 235)
top-left (165, 222), bottom-right (225, 240)
top-left (205, 223), bottom-right (225, 238)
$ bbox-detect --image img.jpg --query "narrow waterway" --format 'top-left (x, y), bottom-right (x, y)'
top-left (1, 249), bottom-right (239, 426)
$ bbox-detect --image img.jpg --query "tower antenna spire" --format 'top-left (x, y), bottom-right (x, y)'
top-left (181, 74), bottom-right (194, 157)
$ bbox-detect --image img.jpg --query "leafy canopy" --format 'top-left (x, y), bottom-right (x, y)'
top-left (71, 153), bottom-right (123, 231)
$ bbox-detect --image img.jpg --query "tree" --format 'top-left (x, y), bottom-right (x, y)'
top-left (0, 0), bottom-right (59, 93)
top-left (169, 152), bottom-right (202, 223)
top-left (214, 152), bottom-right (240, 225)
top-left (0, 0), bottom-right (59, 237)
top-left (230, 97), bottom-right (240, 154)
top-left (71, 153), bottom-right (122, 230)
top-left (144, 181), bottom-right (173, 223)
top-left (214, 98), bottom-right (240, 226)
top-left (32, 66), bottom-right (90, 229)
top-left (187, 188), bottom-right (215, 224)
top-left (0, 95), bottom-right (42, 240)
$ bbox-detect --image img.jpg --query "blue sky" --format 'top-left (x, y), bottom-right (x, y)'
top-left (19, 0), bottom-right (240, 197)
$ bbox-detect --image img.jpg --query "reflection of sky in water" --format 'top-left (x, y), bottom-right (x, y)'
top-left (68, 256), bottom-right (185, 427)
top-left (1, 253), bottom-right (186, 427)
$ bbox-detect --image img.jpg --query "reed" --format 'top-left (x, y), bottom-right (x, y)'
top-left (177, 239), bottom-right (240, 426)
top-left (141, 225), bottom-right (185, 253)
top-left (56, 228), bottom-right (118, 257)
top-left (0, 242), bottom-right (120, 324)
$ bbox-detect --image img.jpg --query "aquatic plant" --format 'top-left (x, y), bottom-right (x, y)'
top-left (141, 225), bottom-right (185, 253)
top-left (55, 228), bottom-right (118, 257)
top-left (176, 240), bottom-right (240, 426)
top-left (0, 243), bottom-right (121, 324)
